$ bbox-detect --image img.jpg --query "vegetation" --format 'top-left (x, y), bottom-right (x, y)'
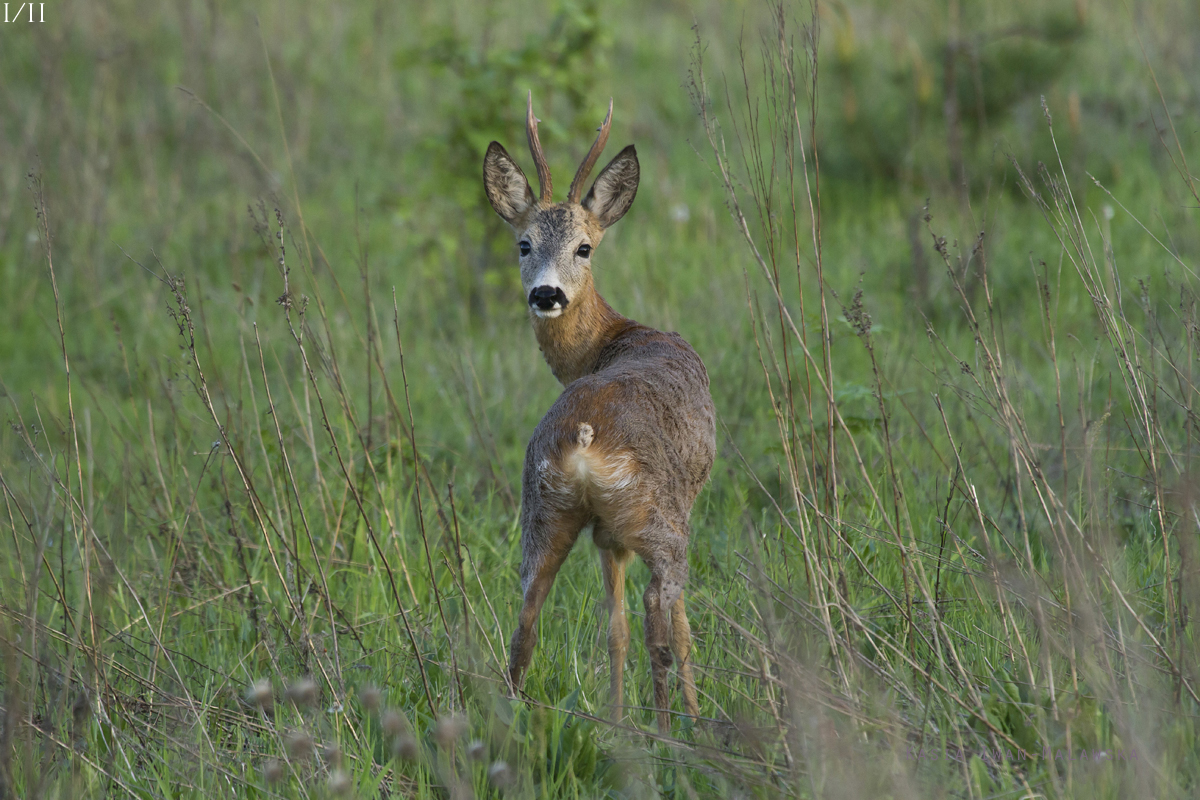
top-left (1, 0), bottom-right (1197, 797)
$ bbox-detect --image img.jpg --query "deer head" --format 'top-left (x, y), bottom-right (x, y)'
top-left (482, 92), bottom-right (640, 318)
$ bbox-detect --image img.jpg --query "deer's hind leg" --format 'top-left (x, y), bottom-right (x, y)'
top-left (640, 529), bottom-right (690, 733)
top-left (671, 592), bottom-right (699, 718)
top-left (507, 508), bottom-right (586, 695)
top-left (598, 542), bottom-right (633, 721)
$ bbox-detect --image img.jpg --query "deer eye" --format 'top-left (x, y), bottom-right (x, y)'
top-left (576, 244), bottom-right (592, 258)
top-left (519, 241), bottom-right (531, 257)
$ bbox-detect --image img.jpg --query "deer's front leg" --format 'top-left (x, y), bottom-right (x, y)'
top-left (508, 516), bottom-right (581, 695)
top-left (599, 544), bottom-right (632, 720)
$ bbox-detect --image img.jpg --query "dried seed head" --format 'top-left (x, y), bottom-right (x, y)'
top-left (381, 709), bottom-right (407, 737)
top-left (262, 758), bottom-right (285, 783)
top-left (327, 768), bottom-right (352, 795)
top-left (286, 677), bottom-right (320, 708)
top-left (360, 685), bottom-right (382, 713)
top-left (433, 714), bottom-right (468, 748)
top-left (467, 739), bottom-right (487, 762)
top-left (392, 735), bottom-right (419, 761)
top-left (487, 760), bottom-right (513, 787)
top-left (322, 745), bottom-right (344, 769)
top-left (285, 730), bottom-right (315, 760)
top-left (246, 678), bottom-right (273, 711)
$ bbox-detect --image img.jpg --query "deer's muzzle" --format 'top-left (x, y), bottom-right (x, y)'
top-left (529, 285), bottom-right (569, 313)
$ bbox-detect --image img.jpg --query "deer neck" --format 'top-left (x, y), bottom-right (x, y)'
top-left (531, 283), bottom-right (629, 385)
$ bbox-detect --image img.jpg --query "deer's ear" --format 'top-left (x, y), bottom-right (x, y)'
top-left (582, 145), bottom-right (639, 229)
top-left (483, 142), bottom-right (536, 227)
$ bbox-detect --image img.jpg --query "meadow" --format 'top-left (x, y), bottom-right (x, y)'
top-left (1, 0), bottom-right (1198, 797)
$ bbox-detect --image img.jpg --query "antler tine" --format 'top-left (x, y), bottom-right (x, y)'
top-left (526, 90), bottom-right (553, 202)
top-left (567, 98), bottom-right (613, 204)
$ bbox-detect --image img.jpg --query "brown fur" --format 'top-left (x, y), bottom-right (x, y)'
top-left (530, 282), bottom-right (632, 384)
top-left (483, 98), bottom-right (715, 733)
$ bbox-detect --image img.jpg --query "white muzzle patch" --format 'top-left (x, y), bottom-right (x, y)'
top-left (527, 264), bottom-right (569, 317)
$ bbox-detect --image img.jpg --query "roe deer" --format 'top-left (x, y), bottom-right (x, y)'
top-left (482, 93), bottom-right (715, 732)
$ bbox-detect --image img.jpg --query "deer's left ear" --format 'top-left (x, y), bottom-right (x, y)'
top-left (582, 145), bottom-right (639, 229)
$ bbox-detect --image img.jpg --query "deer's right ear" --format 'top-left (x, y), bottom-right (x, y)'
top-left (483, 142), bottom-right (536, 228)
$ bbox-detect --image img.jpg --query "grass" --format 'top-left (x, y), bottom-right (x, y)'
top-left (1, 0), bottom-right (1198, 797)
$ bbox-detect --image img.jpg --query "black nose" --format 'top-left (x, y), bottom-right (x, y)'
top-left (529, 285), bottom-right (569, 311)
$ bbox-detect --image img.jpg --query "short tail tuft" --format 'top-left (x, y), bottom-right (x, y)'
top-left (577, 423), bottom-right (594, 448)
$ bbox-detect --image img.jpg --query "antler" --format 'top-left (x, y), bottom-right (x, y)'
top-left (526, 91), bottom-right (553, 202)
top-left (568, 98), bottom-right (613, 204)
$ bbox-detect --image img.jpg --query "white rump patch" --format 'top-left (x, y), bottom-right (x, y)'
top-left (536, 424), bottom-right (640, 517)
top-left (595, 453), bottom-right (639, 494)
top-left (567, 442), bottom-right (639, 503)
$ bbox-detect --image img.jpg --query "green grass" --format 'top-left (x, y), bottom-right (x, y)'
top-left (1, 0), bottom-right (1198, 797)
